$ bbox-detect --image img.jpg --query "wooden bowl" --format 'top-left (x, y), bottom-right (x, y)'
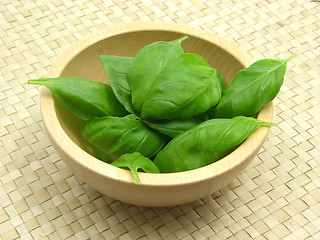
top-left (40, 22), bottom-right (273, 207)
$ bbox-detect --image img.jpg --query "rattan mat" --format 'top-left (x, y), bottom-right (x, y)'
top-left (1, 0), bottom-right (320, 239)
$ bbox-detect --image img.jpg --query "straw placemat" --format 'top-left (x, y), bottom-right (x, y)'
top-left (1, 0), bottom-right (319, 239)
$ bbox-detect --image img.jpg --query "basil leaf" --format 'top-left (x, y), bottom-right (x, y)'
top-left (141, 112), bottom-right (209, 138)
top-left (28, 77), bottom-right (128, 120)
top-left (111, 152), bottom-right (160, 184)
top-left (216, 69), bottom-right (229, 93)
top-left (127, 36), bottom-right (188, 114)
top-left (153, 116), bottom-right (276, 173)
top-left (140, 53), bottom-right (222, 120)
top-left (215, 54), bottom-right (297, 118)
top-left (99, 55), bottom-right (136, 114)
top-left (89, 144), bottom-right (111, 163)
top-left (81, 115), bottom-right (169, 162)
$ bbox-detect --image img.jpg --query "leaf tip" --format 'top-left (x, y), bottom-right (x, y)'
top-left (27, 78), bottom-right (46, 85)
top-left (260, 121), bottom-right (277, 127)
top-left (27, 80), bottom-right (36, 85)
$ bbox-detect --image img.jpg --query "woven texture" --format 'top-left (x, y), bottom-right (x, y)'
top-left (1, 0), bottom-right (320, 239)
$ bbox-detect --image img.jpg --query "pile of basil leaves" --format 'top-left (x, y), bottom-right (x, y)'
top-left (29, 36), bottom-right (296, 184)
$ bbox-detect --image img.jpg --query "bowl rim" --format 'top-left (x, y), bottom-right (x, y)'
top-left (41, 22), bottom-right (273, 186)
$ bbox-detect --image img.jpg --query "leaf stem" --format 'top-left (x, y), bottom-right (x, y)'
top-left (286, 53), bottom-right (297, 62)
top-left (178, 35), bottom-right (189, 43)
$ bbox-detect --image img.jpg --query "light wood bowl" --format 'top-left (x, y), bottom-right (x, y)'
top-left (40, 22), bottom-right (273, 207)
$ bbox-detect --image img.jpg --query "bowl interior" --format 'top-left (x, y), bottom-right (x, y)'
top-left (54, 30), bottom-right (246, 152)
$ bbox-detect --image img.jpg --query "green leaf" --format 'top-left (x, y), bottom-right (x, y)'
top-left (215, 69), bottom-right (229, 93)
top-left (140, 53), bottom-right (222, 120)
top-left (141, 112), bottom-right (209, 138)
top-left (28, 77), bottom-right (128, 120)
top-left (81, 115), bottom-right (169, 162)
top-left (153, 116), bottom-right (276, 173)
top-left (99, 55), bottom-right (136, 114)
top-left (127, 36), bottom-right (188, 114)
top-left (111, 152), bottom-right (160, 184)
top-left (215, 54), bottom-right (297, 118)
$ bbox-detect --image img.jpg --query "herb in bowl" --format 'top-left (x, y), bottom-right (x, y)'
top-left (28, 37), bottom-right (296, 183)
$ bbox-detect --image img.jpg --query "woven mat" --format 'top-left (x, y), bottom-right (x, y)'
top-left (1, 0), bottom-right (320, 239)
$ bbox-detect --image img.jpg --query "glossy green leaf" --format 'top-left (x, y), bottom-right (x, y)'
top-left (216, 69), bottom-right (229, 93)
top-left (127, 36), bottom-right (188, 114)
top-left (28, 77), bottom-right (128, 120)
top-left (99, 55), bottom-right (136, 114)
top-left (153, 116), bottom-right (276, 173)
top-left (215, 54), bottom-right (296, 118)
top-left (140, 53), bottom-right (222, 120)
top-left (111, 152), bottom-right (160, 184)
top-left (81, 115), bottom-right (169, 162)
top-left (141, 112), bottom-right (209, 138)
